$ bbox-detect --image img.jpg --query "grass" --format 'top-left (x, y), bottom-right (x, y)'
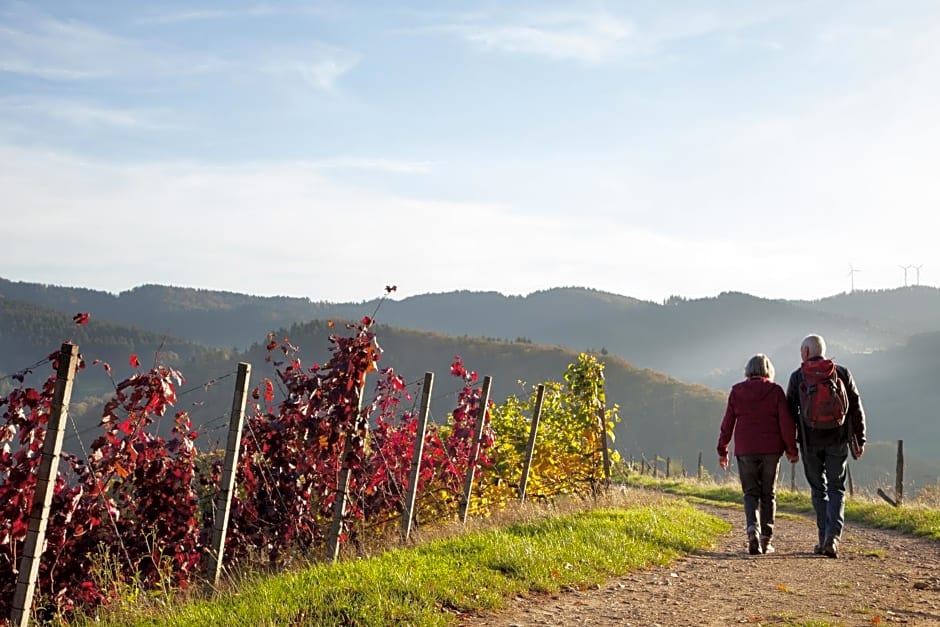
top-left (73, 474), bottom-right (940, 625)
top-left (80, 493), bottom-right (729, 626)
top-left (623, 474), bottom-right (940, 540)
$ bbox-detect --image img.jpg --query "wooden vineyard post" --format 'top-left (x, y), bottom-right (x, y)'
top-left (459, 376), bottom-right (493, 524)
top-left (596, 405), bottom-right (611, 489)
top-left (401, 372), bottom-right (434, 543)
top-left (790, 462), bottom-right (796, 492)
top-left (327, 385), bottom-right (366, 562)
top-left (697, 451), bottom-right (703, 481)
top-left (665, 457), bottom-right (671, 479)
top-left (207, 362), bottom-right (251, 587)
top-left (518, 384), bottom-right (546, 503)
top-left (11, 343), bottom-right (80, 627)
top-left (896, 440), bottom-right (904, 507)
top-left (846, 463), bottom-right (854, 497)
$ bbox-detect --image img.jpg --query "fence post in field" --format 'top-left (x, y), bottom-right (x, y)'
top-left (401, 372), bottom-right (434, 543)
top-left (697, 451), bottom-right (703, 481)
top-left (790, 462), bottom-right (796, 491)
top-left (653, 456), bottom-right (659, 478)
top-left (846, 463), bottom-right (854, 497)
top-left (327, 385), bottom-right (366, 561)
top-left (11, 343), bottom-right (80, 627)
top-left (641, 455), bottom-right (647, 475)
top-left (519, 384), bottom-right (546, 503)
top-left (207, 362), bottom-right (251, 587)
top-left (665, 457), bottom-right (671, 479)
top-left (460, 375), bottom-right (493, 524)
top-left (896, 439), bottom-right (904, 507)
top-left (596, 405), bottom-right (611, 488)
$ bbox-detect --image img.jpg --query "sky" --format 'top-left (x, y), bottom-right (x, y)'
top-left (2, 1), bottom-right (939, 304)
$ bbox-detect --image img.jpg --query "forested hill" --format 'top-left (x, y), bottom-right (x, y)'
top-left (0, 278), bottom-right (359, 349)
top-left (0, 297), bottom-right (728, 472)
top-left (4, 286), bottom-right (940, 489)
top-left (235, 320), bottom-right (730, 469)
top-left (0, 278), bottom-right (916, 389)
top-left (794, 286), bottom-right (940, 335)
top-left (0, 295), bottom-right (227, 380)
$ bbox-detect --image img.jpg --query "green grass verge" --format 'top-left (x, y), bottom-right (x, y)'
top-left (87, 501), bottom-right (728, 626)
top-left (624, 474), bottom-right (940, 540)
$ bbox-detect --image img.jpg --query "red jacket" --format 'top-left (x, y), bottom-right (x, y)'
top-left (717, 377), bottom-right (798, 458)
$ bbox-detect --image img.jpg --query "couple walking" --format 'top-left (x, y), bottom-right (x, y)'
top-left (716, 334), bottom-right (867, 558)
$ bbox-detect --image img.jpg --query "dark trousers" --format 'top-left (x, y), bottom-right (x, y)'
top-left (801, 441), bottom-right (848, 546)
top-left (737, 453), bottom-right (782, 539)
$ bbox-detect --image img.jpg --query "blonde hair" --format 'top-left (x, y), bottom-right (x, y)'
top-left (744, 353), bottom-right (775, 380)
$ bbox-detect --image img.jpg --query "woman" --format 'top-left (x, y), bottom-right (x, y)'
top-left (717, 353), bottom-right (799, 555)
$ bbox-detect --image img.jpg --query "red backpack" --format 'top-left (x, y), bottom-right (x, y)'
top-left (798, 359), bottom-right (849, 430)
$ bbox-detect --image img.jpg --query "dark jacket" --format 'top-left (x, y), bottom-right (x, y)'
top-left (717, 377), bottom-right (798, 458)
top-left (786, 356), bottom-right (867, 448)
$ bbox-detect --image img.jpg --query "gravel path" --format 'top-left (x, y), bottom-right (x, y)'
top-left (463, 500), bottom-right (940, 626)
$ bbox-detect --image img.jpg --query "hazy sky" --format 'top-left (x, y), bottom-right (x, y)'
top-left (2, 1), bottom-right (939, 303)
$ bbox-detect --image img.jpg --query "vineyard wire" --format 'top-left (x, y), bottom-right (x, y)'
top-left (191, 413), bottom-right (234, 453)
top-left (0, 355), bottom-right (52, 383)
top-left (65, 409), bottom-right (141, 593)
top-left (156, 369), bottom-right (237, 435)
top-left (58, 367), bottom-right (239, 448)
top-left (177, 371), bottom-right (236, 398)
top-left (241, 414), bottom-right (293, 521)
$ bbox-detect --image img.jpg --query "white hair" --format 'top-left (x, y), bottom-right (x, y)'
top-left (801, 334), bottom-right (826, 358)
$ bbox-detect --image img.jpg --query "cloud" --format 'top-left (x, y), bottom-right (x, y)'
top-left (0, 97), bottom-right (174, 131)
top-left (0, 14), bottom-right (224, 81)
top-left (438, 5), bottom-right (783, 64)
top-left (0, 18), bottom-right (125, 79)
top-left (133, 3), bottom-right (338, 25)
top-left (266, 51), bottom-right (360, 92)
top-left (0, 145), bottom-right (734, 302)
top-left (3, 138), bottom-right (939, 303)
top-left (0, 10), bottom-right (355, 93)
top-left (312, 158), bottom-right (432, 174)
top-left (463, 12), bottom-right (635, 63)
top-left (134, 6), bottom-right (276, 25)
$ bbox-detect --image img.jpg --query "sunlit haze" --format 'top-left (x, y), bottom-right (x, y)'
top-left (2, 1), bottom-right (939, 303)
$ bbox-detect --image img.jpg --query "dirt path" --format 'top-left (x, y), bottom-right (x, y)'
top-left (464, 500), bottom-right (940, 626)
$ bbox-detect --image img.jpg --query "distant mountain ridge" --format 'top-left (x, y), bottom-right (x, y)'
top-left (1, 278), bottom-right (921, 388)
top-left (3, 277), bottom-right (940, 491)
top-left (0, 294), bottom-right (729, 480)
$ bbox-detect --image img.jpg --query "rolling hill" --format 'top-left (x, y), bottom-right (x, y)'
top-left (3, 277), bottom-right (940, 489)
top-left (0, 278), bottom-right (910, 388)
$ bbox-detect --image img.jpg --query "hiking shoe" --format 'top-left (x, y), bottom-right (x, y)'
top-left (760, 537), bottom-right (775, 554)
top-left (813, 545), bottom-right (824, 555)
top-left (822, 538), bottom-right (838, 559)
top-left (748, 535), bottom-right (762, 555)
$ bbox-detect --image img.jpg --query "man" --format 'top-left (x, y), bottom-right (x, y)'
top-left (786, 334), bottom-right (867, 558)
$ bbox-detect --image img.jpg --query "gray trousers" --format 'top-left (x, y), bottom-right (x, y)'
top-left (736, 453), bottom-right (782, 539)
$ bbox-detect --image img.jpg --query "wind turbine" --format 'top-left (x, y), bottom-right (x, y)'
top-left (899, 264), bottom-right (912, 287)
top-left (848, 264), bottom-right (861, 293)
top-left (913, 264), bottom-right (924, 286)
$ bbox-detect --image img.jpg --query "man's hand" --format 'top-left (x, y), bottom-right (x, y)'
top-left (850, 440), bottom-right (864, 460)
top-left (786, 452), bottom-right (799, 464)
top-left (719, 455), bottom-right (729, 470)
